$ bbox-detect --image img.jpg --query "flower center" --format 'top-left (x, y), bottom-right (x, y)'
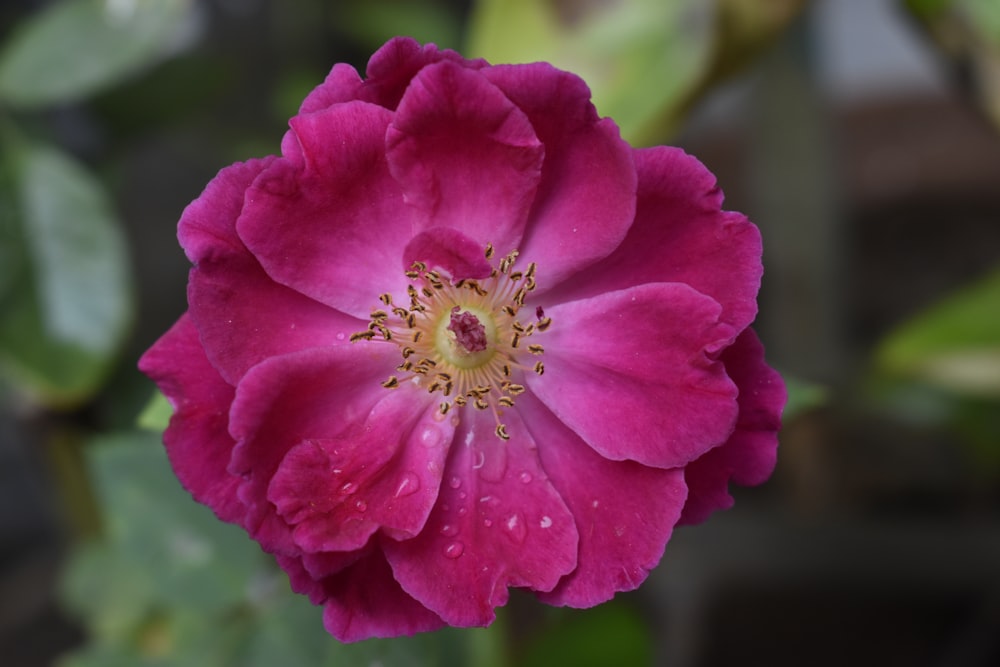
top-left (351, 244), bottom-right (550, 440)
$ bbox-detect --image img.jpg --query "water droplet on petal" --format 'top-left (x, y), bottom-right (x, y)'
top-left (443, 541), bottom-right (464, 559)
top-left (339, 482), bottom-right (358, 495)
top-left (519, 471), bottom-right (533, 484)
top-left (440, 523), bottom-right (458, 537)
top-left (336, 332), bottom-right (345, 341)
top-left (540, 515), bottom-right (552, 529)
top-left (449, 476), bottom-right (462, 489)
top-left (504, 512), bottom-right (527, 544)
top-left (394, 472), bottom-right (420, 498)
top-left (419, 426), bottom-right (443, 449)
top-left (483, 518), bottom-right (493, 528)
top-left (354, 499), bottom-right (368, 512)
top-left (457, 507), bottom-right (468, 517)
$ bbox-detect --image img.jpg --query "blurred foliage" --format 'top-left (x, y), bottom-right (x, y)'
top-left (467, 0), bottom-right (807, 145)
top-left (904, 0), bottom-right (1000, 128)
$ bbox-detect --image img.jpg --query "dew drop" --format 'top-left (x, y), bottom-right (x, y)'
top-left (440, 523), bottom-right (458, 537)
top-left (394, 472), bottom-right (420, 498)
top-left (336, 332), bottom-right (345, 340)
top-left (519, 471), bottom-right (533, 484)
top-left (443, 541), bottom-right (464, 559)
top-left (449, 476), bottom-right (462, 489)
top-left (540, 515), bottom-right (552, 529)
top-left (457, 507), bottom-right (468, 517)
top-left (504, 512), bottom-right (527, 544)
top-left (483, 518), bottom-right (493, 528)
top-left (419, 426), bottom-right (443, 449)
top-left (339, 482), bottom-right (358, 495)
top-left (354, 499), bottom-right (368, 512)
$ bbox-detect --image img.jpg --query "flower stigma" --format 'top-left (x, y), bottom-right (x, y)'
top-left (351, 244), bottom-right (550, 440)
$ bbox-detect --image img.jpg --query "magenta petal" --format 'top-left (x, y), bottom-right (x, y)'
top-left (517, 392), bottom-right (687, 606)
top-left (360, 36), bottom-right (485, 110)
top-left (384, 409), bottom-right (578, 628)
top-left (543, 147), bottom-right (763, 332)
top-left (529, 283), bottom-right (739, 468)
top-left (483, 64), bottom-right (636, 288)
top-left (239, 102), bottom-right (411, 318)
top-left (138, 315), bottom-right (244, 525)
top-left (267, 394), bottom-right (454, 552)
top-left (403, 227), bottom-right (492, 280)
top-left (298, 63), bottom-right (364, 114)
top-left (227, 345), bottom-right (401, 554)
top-left (177, 157), bottom-right (274, 265)
top-left (386, 61), bottom-right (544, 252)
top-left (680, 329), bottom-right (785, 525)
top-left (278, 548), bottom-right (444, 642)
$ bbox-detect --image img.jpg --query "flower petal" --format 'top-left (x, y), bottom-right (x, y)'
top-left (542, 147), bottom-right (762, 332)
top-left (386, 61), bottom-right (544, 252)
top-left (517, 392), bottom-right (687, 607)
top-left (228, 344), bottom-right (404, 554)
top-left (483, 64), bottom-right (636, 288)
top-left (402, 227), bottom-right (493, 280)
top-left (680, 329), bottom-right (785, 524)
top-left (267, 393), bottom-right (454, 552)
top-left (239, 102), bottom-right (412, 318)
top-left (276, 548), bottom-right (444, 641)
top-left (528, 283), bottom-right (739, 468)
top-left (384, 409), bottom-right (578, 628)
top-left (138, 315), bottom-right (244, 524)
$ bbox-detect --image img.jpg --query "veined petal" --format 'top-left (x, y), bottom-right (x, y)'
top-left (239, 102), bottom-right (412, 319)
top-left (138, 315), bottom-right (244, 525)
top-left (384, 409), bottom-right (578, 628)
top-left (542, 147), bottom-right (762, 332)
top-left (227, 345), bottom-right (404, 554)
top-left (528, 283), bottom-right (739, 468)
top-left (267, 393), bottom-right (454, 553)
top-left (386, 61), bottom-right (544, 252)
top-left (680, 329), bottom-right (785, 524)
top-left (484, 64), bottom-right (636, 289)
top-left (517, 392), bottom-right (687, 607)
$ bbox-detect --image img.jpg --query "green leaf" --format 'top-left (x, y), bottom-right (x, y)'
top-left (0, 140), bottom-right (132, 406)
top-left (0, 0), bottom-right (193, 109)
top-left (518, 602), bottom-right (652, 667)
top-left (467, 0), bottom-right (713, 144)
top-left (875, 267), bottom-right (1000, 398)
top-left (137, 390), bottom-right (174, 432)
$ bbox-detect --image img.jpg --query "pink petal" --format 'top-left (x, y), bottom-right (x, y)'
top-left (528, 283), bottom-right (739, 468)
top-left (483, 64), bottom-right (636, 289)
top-left (177, 157), bottom-right (275, 265)
top-left (384, 409), bottom-right (578, 628)
top-left (402, 227), bottom-right (493, 280)
top-left (277, 548), bottom-right (445, 642)
top-left (298, 63), bottom-right (364, 114)
top-left (267, 392), bottom-right (454, 552)
top-left (680, 329), bottom-right (785, 525)
top-left (239, 102), bottom-right (412, 318)
top-left (517, 392), bottom-right (687, 607)
top-left (360, 36), bottom-right (485, 110)
top-left (137, 315), bottom-right (244, 525)
top-left (227, 345), bottom-right (404, 554)
top-left (386, 61), bottom-right (544, 253)
top-left (542, 147), bottom-right (763, 332)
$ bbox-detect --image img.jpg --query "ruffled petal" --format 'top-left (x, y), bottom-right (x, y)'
top-left (541, 147), bottom-right (762, 332)
top-left (384, 409), bottom-right (578, 628)
top-left (517, 392), bottom-right (687, 607)
top-left (298, 63), bottom-right (364, 114)
top-left (402, 227), bottom-right (493, 280)
top-left (528, 283), bottom-right (739, 468)
top-left (239, 102), bottom-right (412, 318)
top-left (386, 61), bottom-right (544, 252)
top-left (267, 393), bottom-right (454, 552)
top-left (359, 36), bottom-right (485, 110)
top-left (227, 345), bottom-right (404, 554)
top-left (138, 315), bottom-right (244, 524)
top-left (279, 547), bottom-right (444, 642)
top-left (680, 329), bottom-right (785, 525)
top-left (483, 64), bottom-right (636, 289)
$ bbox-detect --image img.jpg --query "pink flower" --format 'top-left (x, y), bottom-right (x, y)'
top-left (139, 37), bottom-right (785, 641)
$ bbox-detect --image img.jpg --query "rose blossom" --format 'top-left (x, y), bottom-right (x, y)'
top-left (139, 37), bottom-right (785, 641)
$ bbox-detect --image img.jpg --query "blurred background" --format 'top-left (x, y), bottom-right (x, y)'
top-left (1, 0), bottom-right (998, 665)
